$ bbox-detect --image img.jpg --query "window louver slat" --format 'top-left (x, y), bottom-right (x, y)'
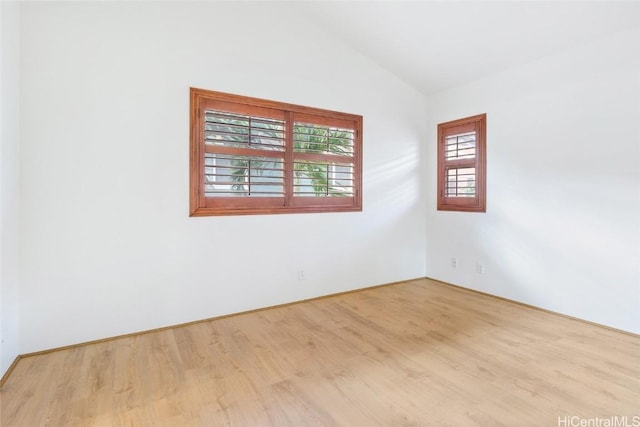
top-left (444, 131), bottom-right (476, 160)
top-left (293, 122), bottom-right (354, 156)
top-left (446, 167), bottom-right (476, 197)
top-left (191, 88), bottom-right (363, 216)
top-left (205, 110), bottom-right (285, 151)
top-left (205, 153), bottom-right (284, 197)
top-left (293, 160), bottom-right (354, 197)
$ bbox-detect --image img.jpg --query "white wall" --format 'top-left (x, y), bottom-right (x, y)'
top-left (425, 28), bottom-right (640, 334)
top-left (0, 0), bottom-right (21, 378)
top-left (16, 1), bottom-right (635, 360)
top-left (18, 2), bottom-right (427, 353)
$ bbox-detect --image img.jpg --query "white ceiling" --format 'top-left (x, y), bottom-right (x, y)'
top-left (294, 1), bottom-right (640, 95)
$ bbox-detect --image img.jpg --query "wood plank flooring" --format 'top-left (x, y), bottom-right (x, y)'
top-left (1, 278), bottom-right (638, 426)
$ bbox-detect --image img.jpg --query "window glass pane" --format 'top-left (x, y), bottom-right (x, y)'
top-left (205, 153), bottom-right (284, 197)
top-left (293, 161), bottom-right (354, 197)
top-left (445, 131), bottom-right (476, 160)
top-left (293, 123), bottom-right (354, 156)
top-left (205, 111), bottom-right (285, 151)
top-left (445, 167), bottom-right (476, 197)
top-left (191, 88), bottom-right (363, 215)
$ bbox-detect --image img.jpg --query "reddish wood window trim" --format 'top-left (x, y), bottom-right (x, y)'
top-left (437, 114), bottom-right (486, 213)
top-left (190, 88), bottom-right (363, 216)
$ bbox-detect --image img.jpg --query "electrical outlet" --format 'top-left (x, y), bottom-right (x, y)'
top-left (297, 269), bottom-right (305, 280)
top-left (476, 262), bottom-right (484, 274)
top-left (450, 258), bottom-right (457, 268)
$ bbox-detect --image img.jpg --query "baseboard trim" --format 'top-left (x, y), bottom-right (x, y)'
top-left (0, 355), bottom-right (22, 389)
top-left (426, 276), bottom-right (639, 338)
top-left (5, 277), bottom-right (423, 379)
top-left (4, 275), bottom-right (636, 388)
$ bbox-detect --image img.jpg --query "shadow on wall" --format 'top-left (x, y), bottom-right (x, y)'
top-left (475, 170), bottom-right (638, 322)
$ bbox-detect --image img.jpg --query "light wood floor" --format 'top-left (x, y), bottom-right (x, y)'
top-left (1, 278), bottom-right (638, 426)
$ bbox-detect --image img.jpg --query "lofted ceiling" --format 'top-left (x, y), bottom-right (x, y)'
top-left (293, 1), bottom-right (640, 95)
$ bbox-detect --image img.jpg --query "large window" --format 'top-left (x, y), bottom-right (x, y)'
top-left (437, 114), bottom-right (486, 212)
top-left (190, 88), bottom-right (363, 216)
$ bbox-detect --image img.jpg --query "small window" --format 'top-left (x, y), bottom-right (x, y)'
top-left (190, 88), bottom-right (363, 216)
top-left (437, 114), bottom-right (486, 212)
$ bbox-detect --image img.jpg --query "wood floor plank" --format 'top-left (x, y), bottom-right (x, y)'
top-left (1, 278), bottom-right (638, 426)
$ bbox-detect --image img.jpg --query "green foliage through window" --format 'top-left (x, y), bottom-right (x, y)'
top-left (190, 87), bottom-right (362, 216)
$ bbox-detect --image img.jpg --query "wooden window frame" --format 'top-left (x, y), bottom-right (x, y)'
top-left (190, 88), bottom-right (363, 216)
top-left (437, 114), bottom-right (486, 212)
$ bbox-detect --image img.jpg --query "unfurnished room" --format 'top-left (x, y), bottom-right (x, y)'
top-left (0, 1), bottom-right (639, 426)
